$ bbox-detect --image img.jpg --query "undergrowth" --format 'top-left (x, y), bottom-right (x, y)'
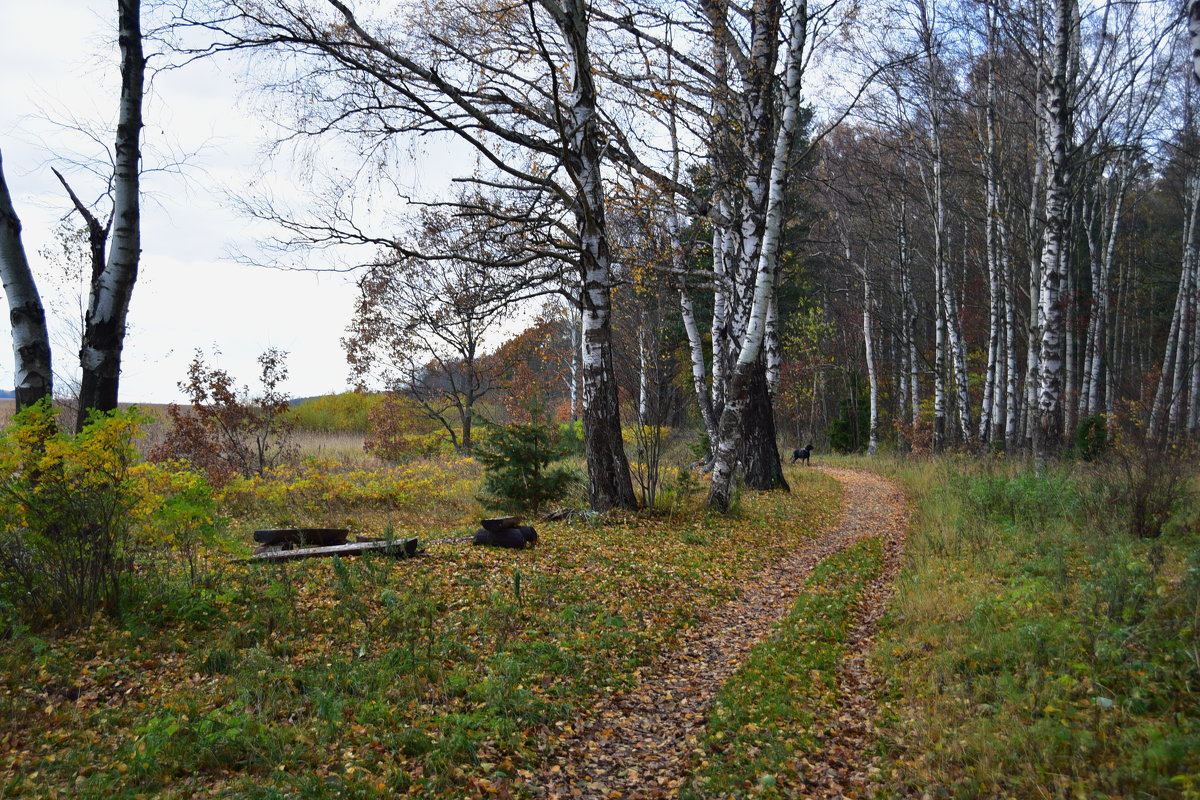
top-left (0, 464), bottom-right (841, 799)
top-left (682, 537), bottom-right (886, 799)
top-left (862, 455), bottom-right (1200, 799)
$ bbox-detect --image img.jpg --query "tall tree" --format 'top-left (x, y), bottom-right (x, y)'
top-left (707, 0), bottom-right (807, 510)
top-left (184, 0), bottom-right (637, 509)
top-left (73, 0), bottom-right (147, 431)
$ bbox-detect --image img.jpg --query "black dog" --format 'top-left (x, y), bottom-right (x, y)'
top-left (791, 444), bottom-right (813, 465)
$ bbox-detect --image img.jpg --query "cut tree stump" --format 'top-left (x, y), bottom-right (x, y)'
top-left (244, 538), bottom-right (421, 563)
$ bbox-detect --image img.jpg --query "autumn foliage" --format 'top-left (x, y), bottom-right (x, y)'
top-left (154, 349), bottom-right (297, 485)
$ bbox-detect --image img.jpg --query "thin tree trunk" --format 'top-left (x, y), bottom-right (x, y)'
top-left (76, 0), bottom-right (145, 430)
top-left (679, 282), bottom-right (717, 445)
top-left (1151, 174), bottom-right (1198, 438)
top-left (863, 268), bottom-right (878, 455)
top-left (1035, 0), bottom-right (1073, 464)
top-left (0, 149), bottom-right (54, 409)
top-left (947, 243), bottom-right (973, 443)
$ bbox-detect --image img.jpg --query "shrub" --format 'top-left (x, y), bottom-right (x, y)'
top-left (1072, 414), bottom-right (1108, 461)
top-left (218, 457), bottom-right (474, 528)
top-left (364, 393), bottom-right (456, 462)
top-left (475, 413), bottom-right (582, 512)
top-left (154, 348), bottom-right (297, 485)
top-left (1080, 412), bottom-right (1196, 539)
top-left (0, 402), bottom-right (221, 626)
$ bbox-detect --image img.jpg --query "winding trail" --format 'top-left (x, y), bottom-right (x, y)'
top-left (531, 466), bottom-right (909, 799)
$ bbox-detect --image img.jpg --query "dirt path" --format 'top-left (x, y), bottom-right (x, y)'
top-left (531, 467), bottom-right (910, 799)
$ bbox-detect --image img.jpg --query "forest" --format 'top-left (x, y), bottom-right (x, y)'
top-left (0, 0), bottom-right (1199, 797)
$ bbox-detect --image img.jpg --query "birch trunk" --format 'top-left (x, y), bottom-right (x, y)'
top-left (0, 149), bottom-right (54, 409)
top-left (765, 290), bottom-right (781, 395)
top-left (1190, 0), bottom-right (1200, 85)
top-left (947, 247), bottom-right (973, 443)
top-left (1151, 173), bottom-right (1199, 438)
top-left (679, 282), bottom-right (717, 446)
top-left (863, 269), bottom-right (878, 455)
top-left (980, 14), bottom-right (1001, 444)
top-left (548, 0), bottom-right (636, 510)
top-left (900, 206), bottom-right (919, 425)
top-left (1035, 0), bottom-right (1074, 463)
top-left (708, 0), bottom-right (806, 511)
top-left (569, 307), bottom-right (580, 421)
top-left (76, 0), bottom-right (145, 430)
top-left (1003, 222), bottom-right (1019, 447)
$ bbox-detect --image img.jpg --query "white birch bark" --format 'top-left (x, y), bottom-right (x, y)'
top-left (900, 205), bottom-right (919, 425)
top-left (765, 289), bottom-right (781, 395)
top-left (543, 0), bottom-right (636, 509)
top-left (1190, 0), bottom-right (1200, 86)
top-left (1035, 0), bottom-right (1074, 462)
top-left (708, 0), bottom-right (806, 510)
top-left (862, 267), bottom-right (878, 455)
top-left (569, 306), bottom-right (580, 421)
top-left (946, 247), bottom-right (973, 443)
top-left (1003, 220), bottom-right (1020, 447)
top-left (1151, 173), bottom-right (1199, 438)
top-left (979, 13), bottom-right (1001, 444)
top-left (76, 0), bottom-right (144, 430)
top-left (679, 281), bottom-right (717, 445)
top-left (637, 326), bottom-right (648, 425)
top-left (0, 149), bottom-right (53, 409)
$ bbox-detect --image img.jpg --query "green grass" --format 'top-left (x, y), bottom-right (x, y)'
top-left (682, 537), bottom-right (886, 799)
top-left (0, 463), bottom-right (841, 799)
top-left (853, 454), bottom-right (1200, 799)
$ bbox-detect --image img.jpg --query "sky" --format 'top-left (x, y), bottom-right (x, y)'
top-left (0, 0), bottom-right (438, 404)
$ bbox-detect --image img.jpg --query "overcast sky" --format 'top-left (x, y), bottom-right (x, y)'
top-left (0, 0), bottom-right (435, 404)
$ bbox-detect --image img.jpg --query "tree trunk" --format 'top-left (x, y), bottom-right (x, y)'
top-left (708, 0), bottom-right (806, 511)
top-left (679, 282), bottom-right (717, 446)
top-left (863, 270), bottom-right (878, 455)
top-left (739, 357), bottom-right (788, 490)
top-left (1035, 0), bottom-right (1073, 464)
top-left (555, 0), bottom-right (636, 510)
top-left (76, 0), bottom-right (145, 430)
top-left (0, 149), bottom-right (54, 409)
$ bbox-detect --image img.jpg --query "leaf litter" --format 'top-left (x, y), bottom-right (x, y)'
top-left (530, 467), bottom-right (910, 799)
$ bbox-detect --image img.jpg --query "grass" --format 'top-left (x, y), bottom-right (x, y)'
top-left (840, 453), bottom-right (1200, 799)
top-left (0, 461), bottom-right (841, 799)
top-left (682, 537), bottom-right (886, 799)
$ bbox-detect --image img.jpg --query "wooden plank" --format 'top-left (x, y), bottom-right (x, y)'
top-left (244, 538), bottom-right (420, 563)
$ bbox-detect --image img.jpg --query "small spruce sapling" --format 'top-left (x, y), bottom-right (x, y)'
top-left (475, 408), bottom-right (581, 512)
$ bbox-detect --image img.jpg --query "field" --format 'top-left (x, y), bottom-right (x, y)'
top-left (0, 404), bottom-right (1198, 799)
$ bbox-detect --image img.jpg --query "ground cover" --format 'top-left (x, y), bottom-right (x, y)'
top-left (0, 461), bottom-right (840, 799)
top-left (682, 536), bottom-right (886, 799)
top-left (857, 455), bottom-right (1200, 799)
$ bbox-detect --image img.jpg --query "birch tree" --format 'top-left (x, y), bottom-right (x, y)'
top-left (74, 0), bottom-right (146, 431)
top-left (0, 149), bottom-right (54, 410)
top-left (707, 0), bottom-right (807, 510)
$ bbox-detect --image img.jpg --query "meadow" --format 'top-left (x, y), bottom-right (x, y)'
top-left (0, 400), bottom-right (1197, 799)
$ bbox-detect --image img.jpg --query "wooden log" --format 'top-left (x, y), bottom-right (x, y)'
top-left (243, 538), bottom-right (420, 563)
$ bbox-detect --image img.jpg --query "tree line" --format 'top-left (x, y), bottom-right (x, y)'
top-left (1, 0), bottom-right (1198, 514)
